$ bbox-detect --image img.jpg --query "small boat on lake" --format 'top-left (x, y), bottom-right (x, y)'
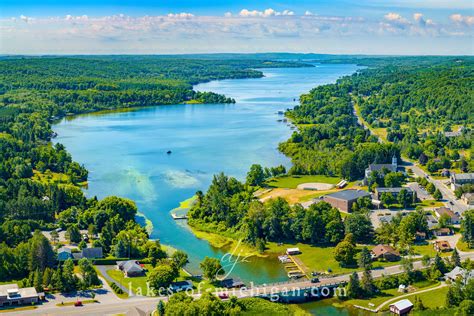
top-left (167, 150), bottom-right (172, 154)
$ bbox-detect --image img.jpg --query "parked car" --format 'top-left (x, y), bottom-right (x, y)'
top-left (74, 301), bottom-right (83, 307)
top-left (311, 278), bottom-right (320, 283)
top-left (311, 271), bottom-right (319, 277)
top-left (218, 293), bottom-right (229, 299)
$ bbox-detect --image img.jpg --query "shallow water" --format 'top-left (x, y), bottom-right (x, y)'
top-left (53, 63), bottom-right (360, 284)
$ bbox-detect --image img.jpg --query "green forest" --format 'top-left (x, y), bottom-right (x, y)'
top-left (0, 56), bottom-right (307, 285)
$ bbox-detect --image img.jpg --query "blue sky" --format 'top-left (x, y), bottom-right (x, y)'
top-left (1, 1), bottom-right (473, 54)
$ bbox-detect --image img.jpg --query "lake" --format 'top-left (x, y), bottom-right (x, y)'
top-left (53, 63), bottom-right (360, 285)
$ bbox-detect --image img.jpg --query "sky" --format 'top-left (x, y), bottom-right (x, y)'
top-left (0, 0), bottom-right (473, 55)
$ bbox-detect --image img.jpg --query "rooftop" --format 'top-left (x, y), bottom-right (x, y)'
top-left (452, 173), bottom-right (474, 181)
top-left (324, 189), bottom-right (370, 201)
top-left (0, 284), bottom-right (38, 299)
top-left (375, 187), bottom-right (413, 193)
top-left (390, 299), bottom-right (413, 310)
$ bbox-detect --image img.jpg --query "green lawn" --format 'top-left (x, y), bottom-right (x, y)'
top-left (412, 243), bottom-right (452, 257)
top-left (266, 175), bottom-right (341, 189)
top-left (94, 267), bottom-right (129, 299)
top-left (416, 200), bottom-right (445, 208)
top-left (385, 286), bottom-right (448, 311)
top-left (265, 242), bottom-right (398, 275)
top-left (107, 268), bottom-right (150, 296)
top-left (456, 240), bottom-right (473, 252)
top-left (343, 281), bottom-right (440, 310)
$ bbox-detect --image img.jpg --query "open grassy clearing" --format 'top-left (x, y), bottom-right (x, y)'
top-left (266, 175), bottom-right (341, 189)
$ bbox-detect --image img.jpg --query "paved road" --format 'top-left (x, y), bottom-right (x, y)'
top-left (18, 252), bottom-right (474, 316)
top-left (409, 163), bottom-right (471, 214)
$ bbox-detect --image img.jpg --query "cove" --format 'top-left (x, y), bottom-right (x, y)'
top-left (53, 63), bottom-right (360, 285)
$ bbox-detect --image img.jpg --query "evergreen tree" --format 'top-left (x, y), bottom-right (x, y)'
top-left (157, 300), bottom-right (166, 316)
top-left (347, 272), bottom-right (361, 299)
top-left (43, 268), bottom-right (52, 288)
top-left (62, 258), bottom-right (78, 292)
top-left (433, 189), bottom-right (442, 201)
top-left (51, 267), bottom-right (63, 291)
top-left (361, 270), bottom-right (376, 297)
top-left (358, 247), bottom-right (372, 270)
top-left (78, 258), bottom-right (100, 288)
top-left (33, 268), bottom-right (43, 292)
top-left (114, 238), bottom-right (127, 258)
top-left (29, 230), bottom-right (55, 272)
top-left (452, 248), bottom-right (461, 267)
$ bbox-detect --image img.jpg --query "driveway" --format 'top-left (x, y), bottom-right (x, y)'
top-left (95, 265), bottom-right (132, 296)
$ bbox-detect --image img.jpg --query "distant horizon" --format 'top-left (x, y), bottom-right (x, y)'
top-left (1, 1), bottom-right (473, 55)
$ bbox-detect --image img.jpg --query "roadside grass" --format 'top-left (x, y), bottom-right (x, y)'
top-left (416, 200), bottom-right (445, 208)
top-left (456, 239), bottom-right (474, 252)
top-left (0, 306), bottom-right (37, 313)
top-left (106, 268), bottom-right (150, 296)
top-left (412, 243), bottom-right (452, 257)
top-left (266, 175), bottom-right (341, 189)
top-left (56, 299), bottom-right (98, 307)
top-left (94, 267), bottom-right (129, 299)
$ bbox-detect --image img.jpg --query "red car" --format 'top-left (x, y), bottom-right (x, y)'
top-left (218, 293), bottom-right (229, 299)
top-left (74, 301), bottom-right (83, 307)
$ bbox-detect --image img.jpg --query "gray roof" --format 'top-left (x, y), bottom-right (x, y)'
top-left (81, 247), bottom-right (103, 259)
top-left (57, 247), bottom-right (72, 254)
top-left (325, 190), bottom-right (370, 201)
top-left (118, 260), bottom-right (143, 274)
top-left (368, 164), bottom-right (397, 172)
top-left (376, 187), bottom-right (413, 194)
top-left (452, 173), bottom-right (474, 181)
top-left (391, 299), bottom-right (413, 310)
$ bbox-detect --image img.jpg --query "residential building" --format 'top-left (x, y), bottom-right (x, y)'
top-left (462, 193), bottom-right (474, 205)
top-left (371, 244), bottom-right (401, 262)
top-left (450, 173), bottom-right (474, 191)
top-left (389, 299), bottom-right (413, 315)
top-left (57, 247), bottom-right (73, 261)
top-left (434, 207), bottom-right (460, 225)
top-left (117, 260), bottom-right (144, 277)
top-left (445, 266), bottom-right (474, 285)
top-left (322, 189), bottom-right (371, 212)
top-left (433, 240), bottom-right (452, 252)
top-left (364, 155), bottom-right (398, 185)
top-left (425, 214), bottom-right (439, 230)
top-left (73, 247), bottom-right (103, 260)
top-left (373, 187), bottom-right (414, 201)
top-left (286, 248), bottom-right (301, 255)
top-left (434, 227), bottom-right (453, 236)
top-left (169, 280), bottom-right (193, 292)
top-left (0, 284), bottom-right (40, 307)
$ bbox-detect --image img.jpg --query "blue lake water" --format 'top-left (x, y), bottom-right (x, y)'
top-left (53, 63), bottom-right (359, 284)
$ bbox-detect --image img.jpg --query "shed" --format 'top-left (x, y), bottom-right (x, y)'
top-left (389, 299), bottom-right (413, 315)
top-left (286, 248), bottom-right (301, 255)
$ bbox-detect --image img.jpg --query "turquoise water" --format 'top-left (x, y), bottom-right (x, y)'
top-left (53, 63), bottom-right (359, 284)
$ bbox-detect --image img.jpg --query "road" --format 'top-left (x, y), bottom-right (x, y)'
top-left (17, 251), bottom-right (474, 316)
top-left (409, 163), bottom-right (471, 214)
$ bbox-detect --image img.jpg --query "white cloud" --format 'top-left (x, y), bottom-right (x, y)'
top-left (239, 8), bottom-right (295, 18)
top-left (167, 12), bottom-right (194, 19)
top-left (224, 12), bottom-right (232, 18)
top-left (413, 13), bottom-right (434, 26)
top-left (20, 15), bottom-right (29, 23)
top-left (450, 14), bottom-right (474, 26)
top-left (305, 11), bottom-right (314, 16)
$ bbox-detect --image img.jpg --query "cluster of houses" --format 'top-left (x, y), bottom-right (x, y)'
top-left (450, 172), bottom-right (474, 205)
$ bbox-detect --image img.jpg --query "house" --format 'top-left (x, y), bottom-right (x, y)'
top-left (371, 244), bottom-right (401, 262)
top-left (117, 260), bottom-right (144, 277)
top-left (364, 155), bottom-right (398, 185)
top-left (445, 266), bottom-right (474, 284)
top-left (322, 190), bottom-right (371, 212)
top-left (462, 193), bottom-right (474, 205)
top-left (389, 299), bottom-right (413, 315)
top-left (220, 278), bottom-right (245, 289)
top-left (415, 231), bottom-right (426, 241)
top-left (81, 247), bottom-right (103, 259)
top-left (374, 187), bottom-right (414, 201)
top-left (0, 284), bottom-right (39, 307)
top-left (441, 169), bottom-right (450, 177)
top-left (286, 248), bottom-right (301, 255)
top-left (398, 284), bottom-right (407, 293)
top-left (57, 247), bottom-right (73, 261)
top-left (169, 280), bottom-right (193, 292)
top-left (433, 240), bottom-right (452, 252)
top-left (450, 173), bottom-right (474, 191)
top-left (434, 227), bottom-right (453, 236)
top-left (434, 207), bottom-right (460, 225)
top-left (425, 214), bottom-right (439, 230)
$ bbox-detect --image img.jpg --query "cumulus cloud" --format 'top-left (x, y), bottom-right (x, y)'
top-left (305, 11), bottom-right (314, 16)
top-left (167, 12), bottom-right (194, 19)
top-left (413, 13), bottom-right (434, 26)
top-left (239, 8), bottom-right (294, 18)
top-left (450, 14), bottom-right (474, 26)
top-left (20, 15), bottom-right (30, 23)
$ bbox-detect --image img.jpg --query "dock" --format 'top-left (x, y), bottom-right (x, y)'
top-left (171, 213), bottom-right (188, 220)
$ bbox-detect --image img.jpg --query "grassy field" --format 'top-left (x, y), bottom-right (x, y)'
top-left (107, 267), bottom-right (150, 296)
top-left (343, 281), bottom-right (440, 310)
top-left (265, 242), bottom-right (399, 275)
top-left (266, 175), bottom-right (341, 189)
top-left (384, 285), bottom-right (449, 311)
top-left (456, 239), bottom-right (473, 252)
top-left (56, 299), bottom-right (98, 306)
top-left (416, 200), bottom-right (445, 208)
top-left (31, 169), bottom-right (71, 185)
top-left (412, 243), bottom-right (452, 257)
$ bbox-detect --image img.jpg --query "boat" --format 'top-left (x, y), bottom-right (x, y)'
top-left (167, 150), bottom-right (172, 154)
